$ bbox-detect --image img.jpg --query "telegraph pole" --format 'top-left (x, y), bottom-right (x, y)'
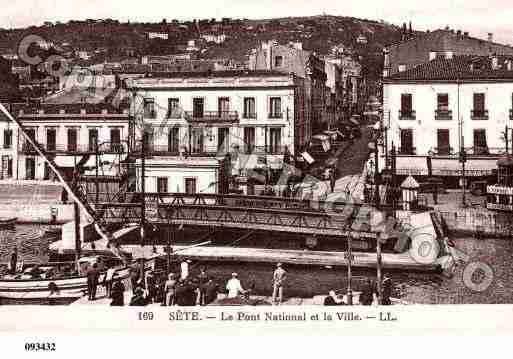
top-left (369, 137), bottom-right (382, 305)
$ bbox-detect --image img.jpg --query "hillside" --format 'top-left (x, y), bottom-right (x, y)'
top-left (0, 15), bottom-right (406, 80)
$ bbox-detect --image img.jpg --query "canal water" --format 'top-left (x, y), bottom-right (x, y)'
top-left (1, 224), bottom-right (512, 305)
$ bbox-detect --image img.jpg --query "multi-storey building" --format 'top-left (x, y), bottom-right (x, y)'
top-left (11, 92), bottom-right (130, 180)
top-left (384, 28), bottom-right (513, 77)
top-left (125, 70), bottom-right (307, 194)
top-left (249, 41), bottom-right (328, 135)
top-left (0, 109), bottom-right (17, 180)
top-left (383, 55), bottom-right (513, 186)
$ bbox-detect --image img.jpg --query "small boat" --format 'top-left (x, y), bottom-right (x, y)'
top-left (0, 217), bottom-right (16, 228)
top-left (0, 255), bottom-right (131, 301)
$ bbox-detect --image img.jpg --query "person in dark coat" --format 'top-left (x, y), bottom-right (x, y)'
top-left (129, 287), bottom-right (147, 306)
top-left (382, 275), bottom-right (393, 305)
top-left (129, 264), bottom-right (140, 294)
top-left (86, 263), bottom-right (100, 301)
top-left (110, 279), bottom-right (125, 306)
top-left (9, 248), bottom-right (17, 275)
top-left (359, 278), bottom-right (374, 306)
top-left (145, 270), bottom-right (156, 303)
top-left (324, 290), bottom-right (345, 306)
top-left (174, 279), bottom-right (187, 306)
top-left (204, 278), bottom-right (219, 305)
top-left (197, 267), bottom-right (208, 305)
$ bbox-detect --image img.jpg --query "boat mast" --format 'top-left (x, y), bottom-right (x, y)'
top-left (0, 103), bottom-right (112, 244)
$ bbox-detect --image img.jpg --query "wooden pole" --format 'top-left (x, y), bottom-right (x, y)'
top-left (73, 202), bottom-right (81, 272)
top-left (374, 138), bottom-right (382, 305)
top-left (346, 233), bottom-right (353, 305)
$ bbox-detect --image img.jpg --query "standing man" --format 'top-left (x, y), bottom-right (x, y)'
top-left (272, 263), bottom-right (287, 305)
top-left (382, 274), bottom-right (393, 305)
top-left (180, 258), bottom-right (191, 281)
top-left (329, 167), bottom-right (336, 193)
top-left (9, 247), bottom-right (18, 275)
top-left (86, 263), bottom-right (100, 301)
top-left (104, 267), bottom-right (116, 298)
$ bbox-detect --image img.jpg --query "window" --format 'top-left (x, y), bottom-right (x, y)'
top-left (88, 128), bottom-right (98, 151)
top-left (400, 94), bottom-right (412, 114)
top-left (400, 129), bottom-right (414, 154)
top-left (473, 129), bottom-right (488, 154)
top-left (110, 128), bottom-right (121, 152)
top-left (437, 129), bottom-right (450, 154)
top-left (167, 98), bottom-right (180, 118)
top-left (243, 97), bottom-right (256, 119)
top-left (218, 97), bottom-right (230, 117)
top-left (269, 128), bottom-right (282, 154)
top-left (144, 98), bottom-right (156, 119)
top-left (185, 178), bottom-right (197, 194)
top-left (398, 64), bottom-right (406, 72)
top-left (191, 128), bottom-right (204, 153)
top-left (269, 97), bottom-right (282, 118)
top-left (7, 157), bottom-right (12, 178)
top-left (193, 98), bottom-right (204, 118)
top-left (25, 158), bottom-right (35, 180)
top-left (274, 56), bottom-right (283, 67)
top-left (472, 93), bottom-right (486, 118)
top-left (67, 128), bottom-right (77, 152)
top-left (157, 177), bottom-right (168, 193)
top-left (168, 127), bottom-right (180, 153)
top-left (244, 127), bottom-right (255, 154)
top-left (437, 94), bottom-right (449, 111)
top-left (218, 127), bottom-right (229, 153)
top-left (3, 129), bottom-right (12, 149)
top-left (1, 155), bottom-right (11, 179)
top-left (46, 128), bottom-right (56, 151)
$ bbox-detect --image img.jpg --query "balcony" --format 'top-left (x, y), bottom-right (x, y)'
top-left (435, 110), bottom-right (452, 120)
top-left (432, 146), bottom-right (454, 155)
top-left (471, 109), bottom-right (488, 120)
top-left (137, 144), bottom-right (219, 157)
top-left (398, 146), bottom-right (416, 155)
top-left (398, 110), bottom-right (416, 120)
top-left (268, 112), bottom-right (283, 119)
top-left (144, 110), bottom-right (157, 119)
top-left (21, 143), bottom-right (125, 154)
top-left (184, 111), bottom-right (239, 123)
top-left (243, 112), bottom-right (257, 119)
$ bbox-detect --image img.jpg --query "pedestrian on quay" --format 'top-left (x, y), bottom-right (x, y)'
top-left (104, 267), bottom-right (116, 298)
top-left (382, 275), bottom-right (393, 306)
top-left (197, 267), bottom-right (209, 305)
top-left (324, 290), bottom-right (345, 306)
top-left (359, 278), bottom-right (374, 306)
top-left (329, 167), bottom-right (336, 193)
top-left (129, 287), bottom-right (147, 306)
top-left (204, 277), bottom-right (219, 305)
top-left (226, 273), bottom-right (245, 299)
top-left (164, 273), bottom-right (177, 306)
top-left (86, 263), bottom-right (100, 301)
top-left (110, 277), bottom-right (125, 306)
top-left (9, 247), bottom-right (17, 275)
top-left (174, 278), bottom-right (188, 306)
top-left (272, 263), bottom-right (287, 305)
top-left (145, 270), bottom-right (156, 303)
top-left (180, 258), bottom-right (191, 280)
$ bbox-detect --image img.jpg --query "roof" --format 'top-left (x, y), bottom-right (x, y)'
top-left (385, 55), bottom-right (513, 82)
top-left (134, 69), bottom-right (293, 79)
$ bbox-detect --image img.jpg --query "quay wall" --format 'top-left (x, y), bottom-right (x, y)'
top-left (439, 209), bottom-right (513, 238)
top-left (0, 204), bottom-right (74, 224)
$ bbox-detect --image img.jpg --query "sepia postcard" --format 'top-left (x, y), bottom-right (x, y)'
top-left (1, 0), bottom-right (513, 355)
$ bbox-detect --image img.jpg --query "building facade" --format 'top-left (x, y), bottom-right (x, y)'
top-left (383, 55), bottom-right (513, 184)
top-left (125, 70), bottom-right (307, 194)
top-left (12, 101), bottom-right (129, 180)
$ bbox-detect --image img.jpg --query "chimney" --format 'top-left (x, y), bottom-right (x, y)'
top-left (488, 33), bottom-right (493, 42)
top-left (463, 31), bottom-right (469, 37)
top-left (456, 30), bottom-right (461, 36)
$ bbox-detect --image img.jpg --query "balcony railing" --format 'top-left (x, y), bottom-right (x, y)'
top-left (471, 109), bottom-right (488, 120)
top-left (435, 109), bottom-right (452, 120)
top-left (242, 145), bottom-right (288, 155)
top-left (144, 110), bottom-right (157, 119)
top-left (398, 146), bottom-right (416, 155)
top-left (243, 112), bottom-right (257, 119)
top-left (399, 110), bottom-right (416, 120)
top-left (21, 143), bottom-right (125, 154)
top-left (184, 111), bottom-right (239, 123)
top-left (268, 112), bottom-right (283, 119)
top-left (432, 146), bottom-right (454, 155)
top-left (140, 144), bottom-right (219, 157)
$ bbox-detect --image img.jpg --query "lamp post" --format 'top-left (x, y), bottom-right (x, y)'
top-left (368, 140), bottom-right (382, 305)
top-left (459, 141), bottom-right (467, 208)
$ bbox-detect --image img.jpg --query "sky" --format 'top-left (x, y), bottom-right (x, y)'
top-left (3, 0), bottom-right (513, 44)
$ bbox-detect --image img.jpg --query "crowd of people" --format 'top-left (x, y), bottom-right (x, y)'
top-left (323, 275), bottom-right (394, 306)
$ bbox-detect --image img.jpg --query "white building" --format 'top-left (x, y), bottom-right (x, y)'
top-left (125, 70), bottom-right (308, 194)
top-left (12, 99), bottom-right (130, 180)
top-left (383, 55), bottom-right (513, 184)
top-left (201, 33), bottom-right (227, 44)
top-left (0, 112), bottom-right (17, 180)
top-left (148, 32), bottom-right (169, 40)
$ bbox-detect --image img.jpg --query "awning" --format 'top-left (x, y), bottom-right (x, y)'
top-left (431, 158), bottom-right (496, 176)
top-left (396, 156), bottom-right (428, 176)
top-left (53, 155), bottom-right (86, 168)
